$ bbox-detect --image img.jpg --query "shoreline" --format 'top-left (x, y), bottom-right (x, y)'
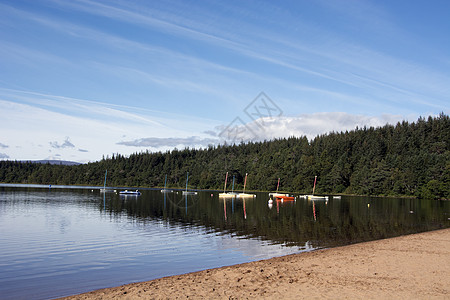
top-left (62, 228), bottom-right (450, 299)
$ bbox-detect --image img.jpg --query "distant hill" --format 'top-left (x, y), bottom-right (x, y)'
top-left (24, 160), bottom-right (82, 166)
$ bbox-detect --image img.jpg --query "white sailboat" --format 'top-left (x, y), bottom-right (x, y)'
top-left (161, 174), bottom-right (173, 193)
top-left (227, 176), bottom-right (239, 196)
top-left (182, 172), bottom-right (197, 195)
top-left (269, 178), bottom-right (288, 198)
top-left (219, 172), bottom-right (235, 197)
top-left (237, 173), bottom-right (255, 198)
top-left (100, 169), bottom-right (107, 192)
top-left (119, 189), bottom-right (141, 195)
top-left (306, 176), bottom-right (328, 200)
top-left (99, 170), bottom-right (116, 193)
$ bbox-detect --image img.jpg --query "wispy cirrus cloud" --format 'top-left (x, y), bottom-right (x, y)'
top-left (4, 0), bottom-right (448, 115)
top-left (50, 0), bottom-right (449, 111)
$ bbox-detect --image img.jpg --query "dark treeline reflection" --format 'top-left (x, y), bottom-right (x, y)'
top-left (102, 191), bottom-right (449, 249)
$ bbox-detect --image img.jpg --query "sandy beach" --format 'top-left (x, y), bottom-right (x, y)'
top-left (63, 228), bottom-right (450, 299)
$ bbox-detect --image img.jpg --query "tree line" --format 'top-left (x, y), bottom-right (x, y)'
top-left (1, 113), bottom-right (449, 199)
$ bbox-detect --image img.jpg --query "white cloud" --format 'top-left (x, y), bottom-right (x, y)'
top-left (50, 137), bottom-right (75, 149)
top-left (118, 112), bottom-right (413, 153)
top-left (117, 136), bottom-right (218, 148)
top-left (217, 112), bottom-right (409, 143)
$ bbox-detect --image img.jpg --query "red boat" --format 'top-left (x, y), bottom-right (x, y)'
top-left (275, 195), bottom-right (295, 201)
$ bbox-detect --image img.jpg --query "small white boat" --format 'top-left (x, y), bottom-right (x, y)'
top-left (236, 173), bottom-right (255, 198)
top-left (182, 191), bottom-right (198, 195)
top-left (182, 172), bottom-right (197, 195)
top-left (100, 188), bottom-right (116, 193)
top-left (306, 176), bottom-right (328, 201)
top-left (219, 192), bottom-right (237, 198)
top-left (161, 175), bottom-right (173, 193)
top-left (219, 172), bottom-right (239, 197)
top-left (269, 192), bottom-right (288, 197)
top-left (119, 190), bottom-right (141, 195)
top-left (236, 193), bottom-right (256, 198)
top-left (307, 195), bottom-right (328, 201)
top-left (332, 195), bottom-right (341, 199)
top-left (269, 178), bottom-right (287, 198)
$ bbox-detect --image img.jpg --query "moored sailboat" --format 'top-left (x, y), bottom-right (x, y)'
top-left (237, 173), bottom-right (256, 198)
top-left (219, 172), bottom-right (235, 198)
top-left (161, 174), bottom-right (173, 193)
top-left (306, 176), bottom-right (328, 200)
top-left (182, 172), bottom-right (197, 195)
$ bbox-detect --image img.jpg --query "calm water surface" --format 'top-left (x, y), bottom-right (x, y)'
top-left (0, 185), bottom-right (448, 299)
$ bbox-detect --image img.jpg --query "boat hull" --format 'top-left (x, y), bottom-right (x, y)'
top-left (119, 190), bottom-right (141, 196)
top-left (236, 193), bottom-right (255, 198)
top-left (275, 195), bottom-right (295, 201)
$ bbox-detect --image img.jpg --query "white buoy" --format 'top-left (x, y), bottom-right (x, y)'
top-left (268, 199), bottom-right (273, 204)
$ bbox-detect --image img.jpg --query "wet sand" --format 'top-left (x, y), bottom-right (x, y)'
top-left (63, 228), bottom-right (450, 299)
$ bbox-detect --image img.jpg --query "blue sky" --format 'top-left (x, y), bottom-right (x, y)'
top-left (1, 0), bottom-right (449, 162)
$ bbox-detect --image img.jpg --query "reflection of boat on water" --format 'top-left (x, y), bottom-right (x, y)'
top-left (119, 190), bottom-right (141, 196)
top-left (182, 172), bottom-right (198, 195)
top-left (221, 192), bottom-right (247, 220)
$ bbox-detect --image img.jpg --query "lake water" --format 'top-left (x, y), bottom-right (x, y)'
top-left (0, 185), bottom-right (448, 299)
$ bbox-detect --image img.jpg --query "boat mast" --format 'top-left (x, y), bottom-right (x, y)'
top-left (232, 176), bottom-right (235, 192)
top-left (312, 175), bottom-right (317, 195)
top-left (223, 172), bottom-right (228, 193)
top-left (185, 172), bottom-right (189, 192)
top-left (103, 170), bottom-right (107, 190)
top-left (243, 173), bottom-right (248, 192)
top-left (164, 174), bottom-right (167, 189)
top-left (276, 178), bottom-right (280, 192)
